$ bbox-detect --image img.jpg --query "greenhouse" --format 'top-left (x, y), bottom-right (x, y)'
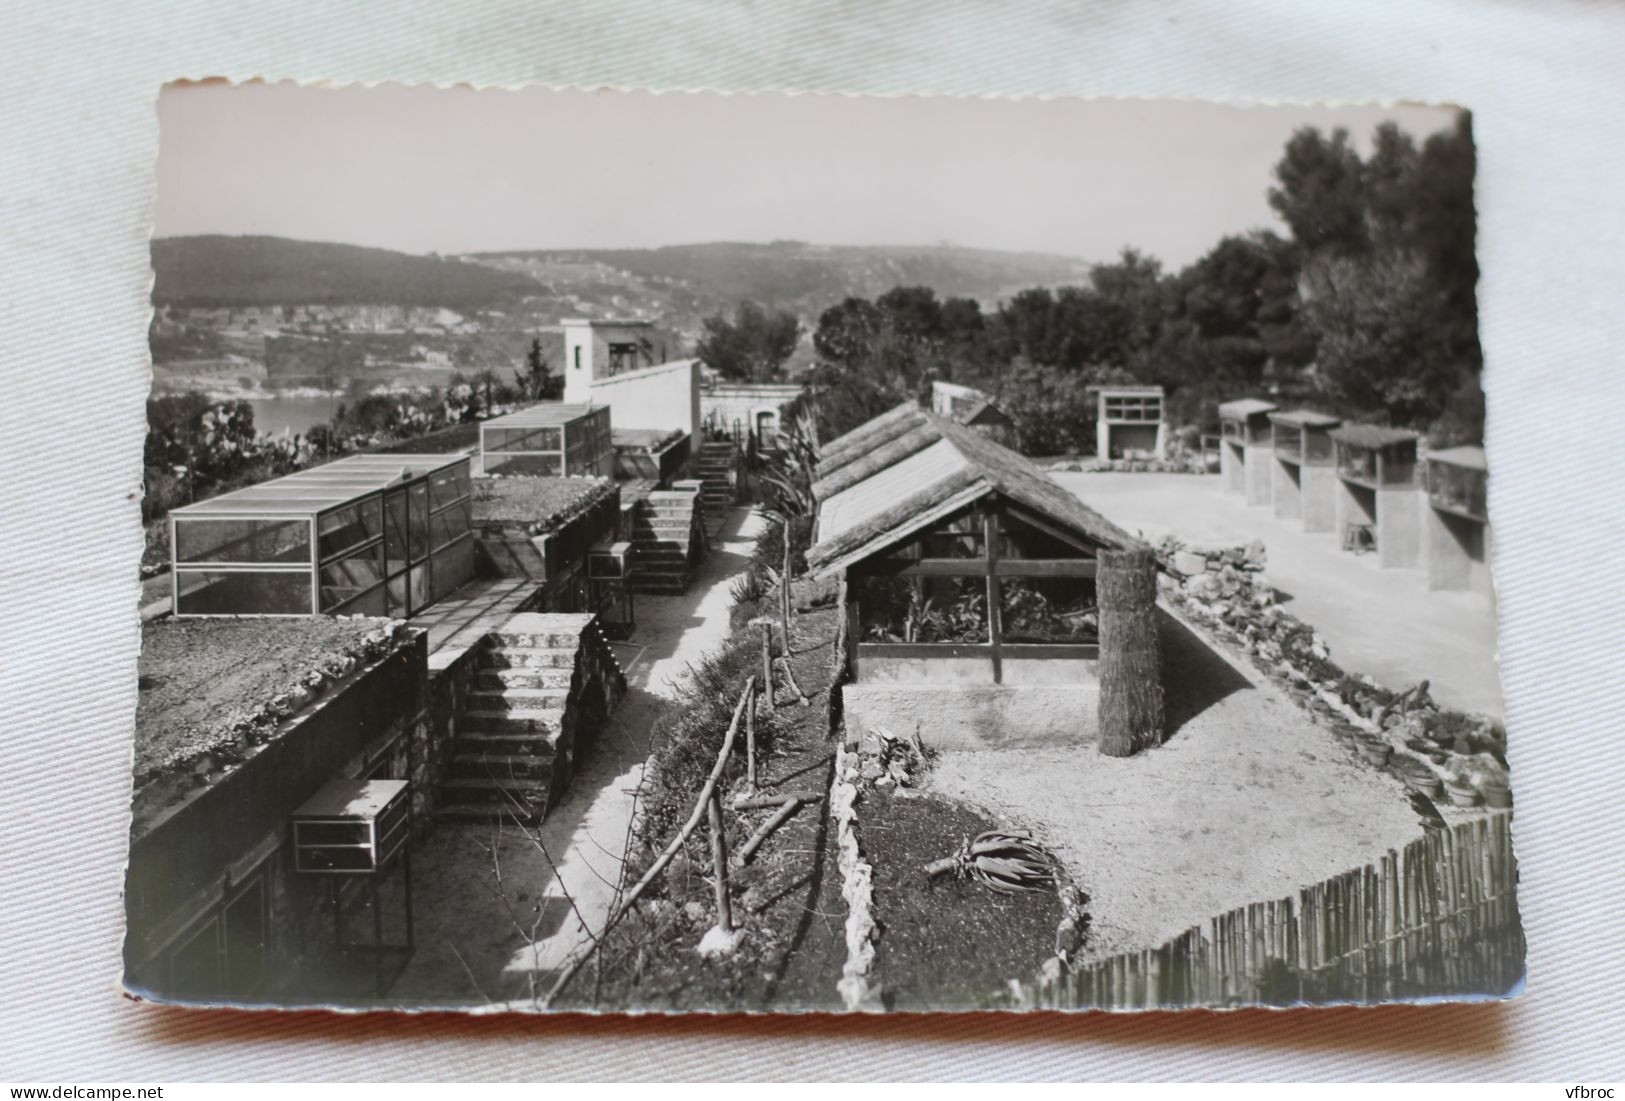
top-left (168, 453), bottom-right (475, 618)
top-left (479, 403), bottom-right (613, 477)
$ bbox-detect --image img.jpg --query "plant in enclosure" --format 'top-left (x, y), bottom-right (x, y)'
top-left (924, 829), bottom-right (1060, 893)
top-left (999, 577), bottom-right (1099, 643)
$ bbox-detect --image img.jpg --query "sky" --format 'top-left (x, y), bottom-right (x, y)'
top-left (154, 82), bottom-right (1460, 269)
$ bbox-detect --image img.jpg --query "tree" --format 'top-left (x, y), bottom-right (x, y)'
top-left (1268, 127), bottom-right (1370, 257)
top-left (1300, 251), bottom-right (1460, 426)
top-left (696, 300), bottom-right (802, 381)
top-left (515, 337), bottom-right (562, 401)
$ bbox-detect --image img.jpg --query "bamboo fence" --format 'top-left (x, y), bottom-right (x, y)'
top-left (1026, 811), bottom-right (1523, 1009)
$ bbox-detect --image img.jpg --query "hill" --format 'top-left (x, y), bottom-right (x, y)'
top-left (467, 240), bottom-right (1090, 322)
top-left (151, 235), bottom-right (542, 309)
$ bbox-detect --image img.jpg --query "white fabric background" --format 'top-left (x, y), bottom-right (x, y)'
top-left (1, 0), bottom-right (1622, 1081)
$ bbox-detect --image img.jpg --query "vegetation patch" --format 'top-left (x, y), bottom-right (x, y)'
top-left (856, 789), bottom-right (1062, 1010)
top-left (136, 616), bottom-right (402, 782)
top-left (562, 605), bottom-right (847, 1010)
top-left (471, 475), bottom-right (616, 534)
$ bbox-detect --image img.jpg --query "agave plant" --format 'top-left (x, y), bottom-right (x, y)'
top-left (924, 829), bottom-right (1060, 893)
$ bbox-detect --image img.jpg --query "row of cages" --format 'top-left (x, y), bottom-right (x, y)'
top-left (171, 463), bottom-right (475, 618)
top-left (1270, 425), bottom-right (1336, 465)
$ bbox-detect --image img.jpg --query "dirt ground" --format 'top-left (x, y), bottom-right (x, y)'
top-left (923, 605), bottom-right (1432, 965)
top-left (1050, 471), bottom-right (1504, 718)
top-left (388, 507), bottom-right (770, 1008)
top-left (858, 789), bottom-right (1061, 1010)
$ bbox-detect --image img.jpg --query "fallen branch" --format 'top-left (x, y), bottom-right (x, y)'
top-left (732, 789), bottom-right (823, 810)
top-left (774, 654), bottom-right (810, 707)
top-left (732, 798), bottom-right (805, 867)
top-left (541, 675), bottom-right (755, 1007)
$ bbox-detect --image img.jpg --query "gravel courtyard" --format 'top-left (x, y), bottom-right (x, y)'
top-left (923, 607), bottom-right (1431, 964)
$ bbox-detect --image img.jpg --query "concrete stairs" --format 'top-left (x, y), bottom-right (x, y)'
top-left (438, 613), bottom-right (625, 825)
top-left (629, 490), bottom-right (702, 595)
top-left (696, 439), bottom-right (740, 521)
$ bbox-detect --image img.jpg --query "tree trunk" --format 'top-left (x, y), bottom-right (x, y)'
top-left (1098, 546), bottom-right (1164, 757)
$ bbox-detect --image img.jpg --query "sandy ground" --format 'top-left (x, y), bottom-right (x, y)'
top-left (1052, 471), bottom-right (1504, 718)
top-left (388, 507), bottom-right (764, 1006)
top-left (924, 606), bottom-right (1431, 964)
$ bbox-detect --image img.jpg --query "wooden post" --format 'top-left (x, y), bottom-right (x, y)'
top-left (745, 678), bottom-right (757, 791)
top-left (1098, 546), bottom-right (1164, 756)
top-left (707, 789), bottom-right (733, 932)
top-left (781, 518), bottom-right (794, 646)
top-left (759, 619), bottom-right (775, 712)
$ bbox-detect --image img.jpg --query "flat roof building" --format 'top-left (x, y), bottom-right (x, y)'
top-left (1089, 384), bottom-right (1166, 461)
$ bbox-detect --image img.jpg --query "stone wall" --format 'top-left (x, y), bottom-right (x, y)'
top-left (1155, 536), bottom-right (1510, 809)
top-left (841, 683), bottom-right (1099, 752)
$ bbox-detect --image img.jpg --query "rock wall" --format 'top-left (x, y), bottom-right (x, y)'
top-left (1154, 536), bottom-right (1511, 809)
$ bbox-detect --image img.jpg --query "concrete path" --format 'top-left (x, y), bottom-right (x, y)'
top-left (389, 507), bottom-right (764, 1007)
top-left (1052, 471), bottom-right (1504, 718)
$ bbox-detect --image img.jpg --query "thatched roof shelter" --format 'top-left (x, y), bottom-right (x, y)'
top-left (806, 403), bottom-right (1139, 578)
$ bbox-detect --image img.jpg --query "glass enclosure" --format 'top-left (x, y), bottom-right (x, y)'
top-left (1271, 413), bottom-right (1340, 465)
top-left (1272, 422), bottom-right (1304, 463)
top-left (171, 454), bottom-right (475, 617)
top-left (1101, 392), bottom-right (1163, 423)
top-left (1303, 427), bottom-right (1335, 465)
top-left (481, 404), bottom-right (613, 477)
top-left (850, 502), bottom-right (1102, 681)
top-left (1428, 453), bottom-right (1489, 521)
top-left (1336, 438), bottom-right (1418, 487)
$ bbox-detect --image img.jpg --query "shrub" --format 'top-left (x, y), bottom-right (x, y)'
top-left (636, 628), bottom-right (786, 857)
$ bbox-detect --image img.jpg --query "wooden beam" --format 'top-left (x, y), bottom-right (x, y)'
top-left (850, 557), bottom-right (1095, 579)
top-left (986, 506), bottom-right (1003, 686)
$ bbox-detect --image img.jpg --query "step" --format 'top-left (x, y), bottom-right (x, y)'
top-left (476, 666), bottom-right (575, 690)
top-left (480, 645), bottom-right (577, 670)
top-left (437, 803), bottom-right (543, 824)
top-left (440, 777), bottom-right (552, 813)
top-left (636, 559), bottom-right (689, 574)
top-left (468, 687), bottom-right (571, 712)
top-left (454, 728), bottom-right (562, 758)
top-left (449, 752), bottom-right (553, 781)
top-left (635, 545), bottom-right (689, 559)
top-left (491, 630), bottom-right (583, 649)
top-left (631, 576), bottom-right (689, 594)
top-left (460, 707), bottom-right (568, 735)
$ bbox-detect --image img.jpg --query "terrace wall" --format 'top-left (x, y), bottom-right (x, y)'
top-left (842, 682), bottom-right (1099, 751)
top-left (125, 633), bottom-right (429, 1002)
